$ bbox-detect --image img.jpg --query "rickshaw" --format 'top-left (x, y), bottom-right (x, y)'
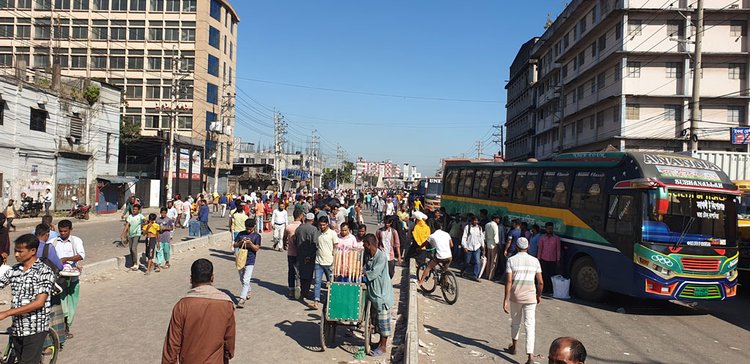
top-left (318, 248), bottom-right (374, 354)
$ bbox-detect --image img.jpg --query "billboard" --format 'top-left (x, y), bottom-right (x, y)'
top-left (731, 127), bottom-right (750, 144)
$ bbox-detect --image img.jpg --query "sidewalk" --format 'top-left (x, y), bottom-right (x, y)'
top-left (7, 207), bottom-right (164, 231)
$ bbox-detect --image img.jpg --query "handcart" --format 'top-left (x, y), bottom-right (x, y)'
top-left (319, 247), bottom-right (373, 353)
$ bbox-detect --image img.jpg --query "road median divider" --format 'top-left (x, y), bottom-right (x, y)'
top-left (82, 231), bottom-right (232, 276)
top-left (405, 260), bottom-right (420, 364)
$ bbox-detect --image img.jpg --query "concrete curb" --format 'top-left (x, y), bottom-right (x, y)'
top-left (405, 260), bottom-right (420, 364)
top-left (82, 231), bottom-right (232, 276)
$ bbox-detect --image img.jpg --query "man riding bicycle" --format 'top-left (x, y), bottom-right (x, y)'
top-left (417, 221), bottom-right (453, 287)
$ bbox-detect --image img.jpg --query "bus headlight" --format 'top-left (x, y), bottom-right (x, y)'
top-left (726, 269), bottom-right (738, 280)
top-left (653, 264), bottom-right (671, 276)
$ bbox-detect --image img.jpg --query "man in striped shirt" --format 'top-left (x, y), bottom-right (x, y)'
top-left (502, 237), bottom-right (543, 364)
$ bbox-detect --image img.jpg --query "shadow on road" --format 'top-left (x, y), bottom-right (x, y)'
top-left (423, 324), bottom-right (519, 363)
top-left (210, 253), bottom-right (235, 262)
top-left (209, 248), bottom-right (234, 256)
top-left (254, 279), bottom-right (288, 296)
top-left (217, 288), bottom-right (238, 305)
top-left (586, 354), bottom-right (661, 364)
top-left (274, 318), bottom-right (323, 352)
top-left (209, 248), bottom-right (236, 262)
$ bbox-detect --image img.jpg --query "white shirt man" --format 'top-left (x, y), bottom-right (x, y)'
top-left (503, 237), bottom-right (542, 363)
top-left (167, 204), bottom-right (179, 221)
top-left (51, 235), bottom-right (85, 270)
top-left (385, 200), bottom-right (395, 216)
top-left (271, 205), bottom-right (288, 251)
top-left (428, 229), bottom-right (453, 261)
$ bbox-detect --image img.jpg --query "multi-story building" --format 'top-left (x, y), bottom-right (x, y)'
top-left (519, 0), bottom-right (750, 160)
top-left (0, 0), bottom-right (239, 202)
top-left (504, 37), bottom-right (539, 161)
top-left (0, 72), bottom-right (121, 213)
top-left (356, 159), bottom-right (402, 179)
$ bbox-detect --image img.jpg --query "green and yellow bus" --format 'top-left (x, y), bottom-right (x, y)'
top-left (441, 152), bottom-right (739, 301)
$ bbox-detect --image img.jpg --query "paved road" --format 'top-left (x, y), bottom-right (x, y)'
top-left (0, 210), bottom-right (407, 363)
top-left (7, 210), bottom-right (229, 265)
top-left (416, 269), bottom-right (750, 363)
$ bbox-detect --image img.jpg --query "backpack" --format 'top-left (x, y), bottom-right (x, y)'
top-left (41, 244), bottom-right (67, 295)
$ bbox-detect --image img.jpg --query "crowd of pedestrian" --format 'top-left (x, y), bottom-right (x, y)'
top-left (0, 182), bottom-right (581, 362)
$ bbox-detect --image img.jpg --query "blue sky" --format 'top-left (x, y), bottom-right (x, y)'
top-left (231, 0), bottom-right (566, 175)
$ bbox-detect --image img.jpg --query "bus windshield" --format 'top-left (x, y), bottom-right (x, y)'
top-left (643, 190), bottom-right (737, 247)
top-left (426, 181), bottom-right (442, 198)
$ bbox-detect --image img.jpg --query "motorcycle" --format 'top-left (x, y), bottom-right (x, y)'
top-left (68, 197), bottom-right (91, 220)
top-left (18, 196), bottom-right (43, 218)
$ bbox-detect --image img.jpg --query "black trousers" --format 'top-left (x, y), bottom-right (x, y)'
top-left (300, 278), bottom-right (313, 300)
top-left (11, 331), bottom-right (47, 364)
top-left (540, 260), bottom-right (557, 293)
top-left (388, 260), bottom-right (396, 279)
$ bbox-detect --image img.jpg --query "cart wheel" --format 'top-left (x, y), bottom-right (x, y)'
top-left (363, 299), bottom-right (372, 355)
top-left (319, 303), bottom-right (329, 351)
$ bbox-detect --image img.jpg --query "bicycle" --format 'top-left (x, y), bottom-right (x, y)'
top-left (416, 249), bottom-right (459, 305)
top-left (0, 328), bottom-right (60, 364)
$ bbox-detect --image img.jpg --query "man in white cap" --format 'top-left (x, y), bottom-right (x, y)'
top-left (502, 237), bottom-right (543, 364)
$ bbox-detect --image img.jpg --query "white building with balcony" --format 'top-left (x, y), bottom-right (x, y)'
top-left (522, 0), bottom-right (750, 160)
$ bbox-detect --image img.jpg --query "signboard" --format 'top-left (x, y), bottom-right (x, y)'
top-left (163, 148), bottom-right (200, 180)
top-left (191, 151), bottom-right (202, 180)
top-left (637, 153), bottom-right (736, 190)
top-left (731, 127), bottom-right (750, 144)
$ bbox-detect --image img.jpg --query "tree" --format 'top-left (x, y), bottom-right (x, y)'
top-left (120, 116), bottom-right (141, 144)
top-left (320, 160), bottom-right (355, 188)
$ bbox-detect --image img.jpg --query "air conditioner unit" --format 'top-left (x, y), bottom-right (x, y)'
top-left (209, 122), bottom-right (222, 133)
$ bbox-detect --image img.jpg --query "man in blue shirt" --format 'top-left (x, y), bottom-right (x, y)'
top-left (504, 219), bottom-right (522, 257)
top-left (198, 199), bottom-right (212, 236)
top-left (219, 194), bottom-right (229, 218)
top-left (35, 224), bottom-right (63, 270)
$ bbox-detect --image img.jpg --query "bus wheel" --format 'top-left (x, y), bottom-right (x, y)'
top-left (571, 256), bottom-right (605, 301)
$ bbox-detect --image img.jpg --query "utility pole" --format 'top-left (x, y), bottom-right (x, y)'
top-left (335, 145), bottom-right (343, 190)
top-left (212, 83), bottom-right (235, 194)
top-left (475, 141), bottom-right (483, 159)
top-left (310, 129), bottom-right (319, 191)
top-left (274, 111), bottom-right (287, 191)
top-left (689, 0), bottom-right (704, 153)
top-left (492, 124), bottom-right (503, 157)
top-left (164, 53), bottom-right (190, 202)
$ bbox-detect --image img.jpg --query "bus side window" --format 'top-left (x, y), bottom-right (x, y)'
top-left (489, 170), bottom-right (505, 200)
top-left (458, 169), bottom-right (475, 197)
top-left (540, 171), bottom-right (571, 208)
top-left (473, 169), bottom-right (491, 199)
top-left (524, 171), bottom-right (541, 204)
top-left (513, 171), bottom-right (529, 201)
top-left (445, 169), bottom-right (459, 195)
top-left (500, 170), bottom-right (514, 200)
